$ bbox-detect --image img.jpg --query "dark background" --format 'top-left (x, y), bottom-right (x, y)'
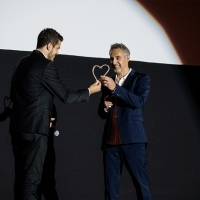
top-left (0, 49), bottom-right (200, 199)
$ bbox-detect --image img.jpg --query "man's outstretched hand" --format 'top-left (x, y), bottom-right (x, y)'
top-left (89, 80), bottom-right (101, 94)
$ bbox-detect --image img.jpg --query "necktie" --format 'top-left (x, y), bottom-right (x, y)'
top-left (107, 96), bottom-right (122, 145)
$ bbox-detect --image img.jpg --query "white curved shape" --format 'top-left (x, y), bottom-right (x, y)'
top-left (0, 0), bottom-right (181, 64)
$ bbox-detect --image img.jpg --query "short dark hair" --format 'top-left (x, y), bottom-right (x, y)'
top-left (36, 28), bottom-right (63, 48)
top-left (109, 43), bottom-right (130, 56)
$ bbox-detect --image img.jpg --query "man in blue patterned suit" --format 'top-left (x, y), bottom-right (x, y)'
top-left (99, 43), bottom-right (152, 200)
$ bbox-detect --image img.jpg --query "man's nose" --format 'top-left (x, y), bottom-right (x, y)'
top-left (112, 58), bottom-right (117, 65)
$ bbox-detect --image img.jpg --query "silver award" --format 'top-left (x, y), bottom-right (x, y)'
top-left (92, 64), bottom-right (110, 81)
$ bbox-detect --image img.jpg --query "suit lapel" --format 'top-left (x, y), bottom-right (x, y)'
top-left (122, 68), bottom-right (136, 88)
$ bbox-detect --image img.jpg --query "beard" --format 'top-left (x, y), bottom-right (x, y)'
top-left (114, 67), bottom-right (121, 74)
top-left (47, 50), bottom-right (55, 61)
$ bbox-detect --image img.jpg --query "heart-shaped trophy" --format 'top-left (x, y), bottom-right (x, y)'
top-left (92, 64), bottom-right (110, 81)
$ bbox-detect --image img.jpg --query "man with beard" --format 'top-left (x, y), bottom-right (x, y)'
top-left (99, 43), bottom-right (152, 200)
top-left (10, 28), bottom-right (101, 200)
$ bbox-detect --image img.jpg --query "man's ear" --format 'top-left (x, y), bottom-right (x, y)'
top-left (127, 55), bottom-right (130, 62)
top-left (47, 43), bottom-right (53, 51)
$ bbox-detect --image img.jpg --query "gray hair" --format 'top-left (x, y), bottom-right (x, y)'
top-left (109, 43), bottom-right (130, 56)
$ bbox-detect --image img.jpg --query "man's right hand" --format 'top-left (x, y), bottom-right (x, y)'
top-left (89, 80), bottom-right (101, 94)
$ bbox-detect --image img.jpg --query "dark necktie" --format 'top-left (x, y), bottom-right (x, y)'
top-left (107, 96), bottom-right (122, 145)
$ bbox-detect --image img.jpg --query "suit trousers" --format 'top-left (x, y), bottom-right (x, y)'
top-left (38, 129), bottom-right (59, 200)
top-left (11, 133), bottom-right (48, 200)
top-left (104, 143), bottom-right (152, 200)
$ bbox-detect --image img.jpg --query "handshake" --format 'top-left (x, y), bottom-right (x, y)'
top-left (88, 75), bottom-right (116, 95)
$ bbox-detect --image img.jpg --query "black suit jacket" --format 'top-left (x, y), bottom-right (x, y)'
top-left (9, 50), bottom-right (89, 136)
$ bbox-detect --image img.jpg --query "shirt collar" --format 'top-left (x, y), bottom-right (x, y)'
top-left (115, 68), bottom-right (132, 85)
top-left (36, 49), bottom-right (47, 59)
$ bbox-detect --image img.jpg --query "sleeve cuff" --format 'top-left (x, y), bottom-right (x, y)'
top-left (88, 88), bottom-right (90, 96)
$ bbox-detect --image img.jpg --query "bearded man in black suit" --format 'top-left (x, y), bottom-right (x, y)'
top-left (9, 28), bottom-right (101, 200)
